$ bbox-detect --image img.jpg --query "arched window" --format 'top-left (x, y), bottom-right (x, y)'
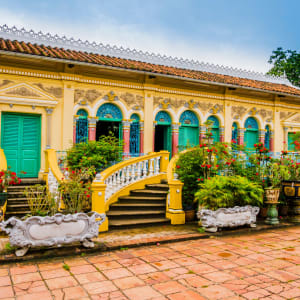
top-left (155, 111), bottom-right (172, 124)
top-left (76, 109), bottom-right (88, 143)
top-left (265, 125), bottom-right (270, 150)
top-left (207, 116), bottom-right (220, 143)
top-left (244, 117), bottom-right (259, 151)
top-left (96, 103), bottom-right (122, 120)
top-left (179, 110), bottom-right (199, 150)
top-left (232, 122), bottom-right (238, 144)
top-left (130, 113), bottom-right (140, 157)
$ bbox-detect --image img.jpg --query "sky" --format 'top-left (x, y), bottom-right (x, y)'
top-left (0, 0), bottom-right (299, 73)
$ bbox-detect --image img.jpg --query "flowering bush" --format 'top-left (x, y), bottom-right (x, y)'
top-left (0, 169), bottom-right (21, 192)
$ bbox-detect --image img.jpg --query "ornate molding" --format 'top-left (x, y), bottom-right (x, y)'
top-left (74, 89), bottom-right (102, 104)
top-left (0, 24), bottom-right (293, 86)
top-left (5, 87), bottom-right (41, 97)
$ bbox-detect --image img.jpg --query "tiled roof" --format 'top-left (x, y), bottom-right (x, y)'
top-left (1, 37), bottom-right (300, 97)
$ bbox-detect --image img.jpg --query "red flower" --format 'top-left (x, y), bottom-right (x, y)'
top-left (201, 164), bottom-right (206, 168)
top-left (200, 178), bottom-right (204, 181)
top-left (86, 195), bottom-right (91, 198)
top-left (254, 144), bottom-right (257, 147)
top-left (208, 177), bottom-right (211, 180)
top-left (216, 164), bottom-right (219, 168)
top-left (197, 178), bottom-right (201, 181)
top-left (176, 165), bottom-right (180, 169)
top-left (255, 172), bottom-right (259, 176)
top-left (206, 164), bottom-right (212, 169)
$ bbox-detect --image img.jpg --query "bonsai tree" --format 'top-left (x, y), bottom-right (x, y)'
top-left (195, 176), bottom-right (264, 211)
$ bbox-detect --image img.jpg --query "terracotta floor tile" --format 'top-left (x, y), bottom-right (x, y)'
top-left (10, 265), bottom-right (37, 275)
top-left (151, 260), bottom-right (180, 270)
top-left (173, 257), bottom-right (199, 266)
top-left (188, 263), bottom-right (219, 274)
top-left (0, 286), bottom-right (14, 299)
top-left (0, 276), bottom-right (10, 287)
top-left (16, 291), bottom-right (52, 300)
top-left (41, 268), bottom-right (70, 279)
top-left (196, 284), bottom-right (235, 299)
top-left (123, 285), bottom-right (161, 300)
top-left (153, 280), bottom-right (186, 295)
top-left (94, 261), bottom-right (122, 270)
top-left (266, 270), bottom-right (299, 282)
top-left (0, 269), bottom-right (9, 277)
top-left (63, 258), bottom-right (89, 267)
top-left (83, 280), bottom-right (117, 294)
top-left (202, 271), bottom-right (237, 283)
top-left (38, 262), bottom-right (64, 271)
top-left (102, 267), bottom-right (133, 280)
top-left (179, 275), bottom-right (211, 288)
top-left (113, 276), bottom-right (145, 289)
top-left (70, 264), bottom-right (97, 275)
top-left (118, 258), bottom-right (144, 267)
top-left (74, 271), bottom-right (106, 284)
top-left (128, 264), bottom-right (157, 275)
top-left (12, 272), bottom-right (42, 284)
top-left (168, 290), bottom-right (206, 300)
top-left (63, 286), bottom-right (88, 299)
top-left (46, 276), bottom-right (77, 290)
top-left (13, 280), bottom-right (47, 296)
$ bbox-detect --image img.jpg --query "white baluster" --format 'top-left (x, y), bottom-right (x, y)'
top-left (121, 167), bottom-right (126, 187)
top-left (149, 158), bottom-right (154, 176)
top-left (116, 170), bottom-right (121, 190)
top-left (143, 160), bottom-right (148, 178)
top-left (126, 166), bottom-right (130, 184)
top-left (154, 157), bottom-right (160, 174)
top-left (137, 162), bottom-right (142, 180)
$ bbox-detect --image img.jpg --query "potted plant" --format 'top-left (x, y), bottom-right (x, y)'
top-left (0, 167), bottom-right (105, 257)
top-left (195, 175), bottom-right (263, 232)
top-left (0, 169), bottom-right (21, 206)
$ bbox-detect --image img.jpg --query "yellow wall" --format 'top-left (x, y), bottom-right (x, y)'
top-left (0, 60), bottom-right (300, 175)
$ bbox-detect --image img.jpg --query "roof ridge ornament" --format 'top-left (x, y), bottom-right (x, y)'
top-left (0, 24), bottom-right (295, 87)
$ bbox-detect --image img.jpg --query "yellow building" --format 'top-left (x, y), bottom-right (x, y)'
top-left (0, 25), bottom-right (300, 179)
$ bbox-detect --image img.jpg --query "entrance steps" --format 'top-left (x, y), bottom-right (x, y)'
top-left (107, 181), bottom-right (170, 229)
top-left (5, 178), bottom-right (46, 220)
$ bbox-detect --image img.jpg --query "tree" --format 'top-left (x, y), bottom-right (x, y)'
top-left (267, 48), bottom-right (300, 87)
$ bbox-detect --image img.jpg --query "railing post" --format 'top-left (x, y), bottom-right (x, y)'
top-left (159, 151), bottom-right (169, 173)
top-left (92, 175), bottom-right (108, 232)
top-left (166, 180), bottom-right (185, 225)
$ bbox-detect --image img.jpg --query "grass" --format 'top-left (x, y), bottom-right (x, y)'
top-left (63, 263), bottom-right (70, 271)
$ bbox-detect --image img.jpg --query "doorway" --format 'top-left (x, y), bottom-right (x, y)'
top-left (96, 121), bottom-right (122, 140)
top-left (154, 125), bottom-right (171, 153)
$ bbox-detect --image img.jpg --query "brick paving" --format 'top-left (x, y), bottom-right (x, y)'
top-left (0, 226), bottom-right (300, 299)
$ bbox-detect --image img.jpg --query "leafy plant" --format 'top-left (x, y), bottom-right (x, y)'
top-left (24, 185), bottom-right (59, 217)
top-left (267, 163), bottom-right (290, 188)
top-left (195, 176), bottom-right (264, 210)
top-left (66, 134), bottom-right (124, 173)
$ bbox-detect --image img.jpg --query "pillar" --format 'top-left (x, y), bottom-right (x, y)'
top-left (139, 121), bottom-right (144, 154)
top-left (88, 117), bottom-right (97, 141)
top-left (73, 116), bottom-right (78, 144)
top-left (238, 128), bottom-right (245, 146)
top-left (199, 125), bottom-right (206, 144)
top-left (45, 108), bottom-right (53, 149)
top-left (273, 99), bottom-right (283, 154)
top-left (269, 130), bottom-right (274, 152)
top-left (259, 129), bottom-right (265, 144)
top-left (153, 122), bottom-right (157, 152)
top-left (224, 101), bottom-right (232, 143)
top-left (172, 123), bottom-right (180, 155)
top-left (62, 84), bottom-right (75, 150)
top-left (283, 127), bottom-right (288, 151)
top-left (144, 94), bottom-right (154, 154)
top-left (122, 120), bottom-right (131, 157)
top-left (220, 126), bottom-right (225, 142)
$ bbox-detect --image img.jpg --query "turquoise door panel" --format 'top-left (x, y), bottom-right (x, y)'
top-left (245, 130), bottom-right (258, 151)
top-left (288, 132), bottom-right (296, 151)
top-left (179, 126), bottom-right (199, 150)
top-left (211, 128), bottom-right (220, 143)
top-left (1, 113), bottom-right (41, 178)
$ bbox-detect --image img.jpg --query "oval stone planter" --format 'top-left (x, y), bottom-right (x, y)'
top-left (0, 212), bottom-right (106, 256)
top-left (197, 205), bottom-right (260, 233)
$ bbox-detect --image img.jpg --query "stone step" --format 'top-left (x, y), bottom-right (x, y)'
top-left (9, 178), bottom-right (45, 186)
top-left (145, 183), bottom-right (169, 191)
top-left (107, 210), bottom-right (165, 216)
top-left (130, 189), bottom-right (168, 197)
top-left (5, 211), bottom-right (31, 217)
top-left (118, 196), bottom-right (166, 203)
top-left (109, 217), bottom-right (170, 228)
top-left (111, 203), bottom-right (166, 208)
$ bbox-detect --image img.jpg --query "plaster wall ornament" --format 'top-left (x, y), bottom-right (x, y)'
top-left (231, 106), bottom-right (248, 118)
top-left (0, 80), bottom-right (13, 88)
top-left (0, 212), bottom-right (106, 256)
top-left (74, 89), bottom-right (102, 104)
top-left (209, 104), bottom-right (223, 114)
top-left (6, 87), bottom-right (41, 97)
top-left (34, 83), bottom-right (63, 98)
top-left (249, 107), bottom-right (258, 116)
top-left (132, 105), bottom-right (141, 111)
top-left (198, 102), bottom-right (213, 114)
top-left (159, 99), bottom-right (171, 109)
top-left (104, 91), bottom-right (118, 102)
top-left (120, 93), bottom-right (144, 109)
top-left (0, 25), bottom-right (292, 86)
top-left (154, 96), bottom-right (163, 106)
top-left (197, 205), bottom-right (259, 233)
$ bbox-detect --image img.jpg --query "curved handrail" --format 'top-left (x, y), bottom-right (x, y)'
top-left (0, 149), bottom-right (7, 170)
top-left (45, 149), bottom-right (64, 182)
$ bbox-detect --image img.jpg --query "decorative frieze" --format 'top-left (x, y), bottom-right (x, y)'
top-left (34, 83), bottom-right (63, 98)
top-left (74, 89), bottom-right (102, 104)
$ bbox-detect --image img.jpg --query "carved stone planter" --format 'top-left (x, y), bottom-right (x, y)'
top-left (0, 212), bottom-right (106, 256)
top-left (197, 205), bottom-right (260, 233)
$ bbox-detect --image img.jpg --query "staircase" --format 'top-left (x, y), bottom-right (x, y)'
top-left (5, 178), bottom-right (46, 220)
top-left (107, 180), bottom-right (170, 229)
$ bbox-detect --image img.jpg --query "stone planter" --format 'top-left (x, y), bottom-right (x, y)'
top-left (265, 188), bottom-right (280, 203)
top-left (197, 205), bottom-right (260, 233)
top-left (0, 212), bottom-right (106, 256)
top-left (282, 180), bottom-right (300, 223)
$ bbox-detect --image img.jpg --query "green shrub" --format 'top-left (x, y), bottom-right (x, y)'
top-left (66, 134), bottom-right (124, 172)
top-left (195, 176), bottom-right (263, 210)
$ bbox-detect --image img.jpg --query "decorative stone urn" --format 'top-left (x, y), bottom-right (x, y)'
top-left (0, 212), bottom-right (106, 256)
top-left (197, 205), bottom-right (260, 233)
top-left (264, 188), bottom-right (280, 225)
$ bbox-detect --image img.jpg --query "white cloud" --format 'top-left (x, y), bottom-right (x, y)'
top-left (0, 7), bottom-right (271, 73)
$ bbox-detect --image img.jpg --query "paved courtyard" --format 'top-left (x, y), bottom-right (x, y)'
top-left (0, 227), bottom-right (300, 300)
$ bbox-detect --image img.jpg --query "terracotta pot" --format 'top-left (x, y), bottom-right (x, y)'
top-left (185, 210), bottom-right (195, 222)
top-left (259, 207), bottom-right (268, 218)
top-left (279, 205), bottom-right (289, 216)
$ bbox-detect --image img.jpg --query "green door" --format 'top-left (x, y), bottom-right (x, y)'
top-left (288, 132), bottom-right (296, 151)
top-left (244, 129), bottom-right (258, 151)
top-left (1, 113), bottom-right (41, 178)
top-left (179, 126), bottom-right (199, 151)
